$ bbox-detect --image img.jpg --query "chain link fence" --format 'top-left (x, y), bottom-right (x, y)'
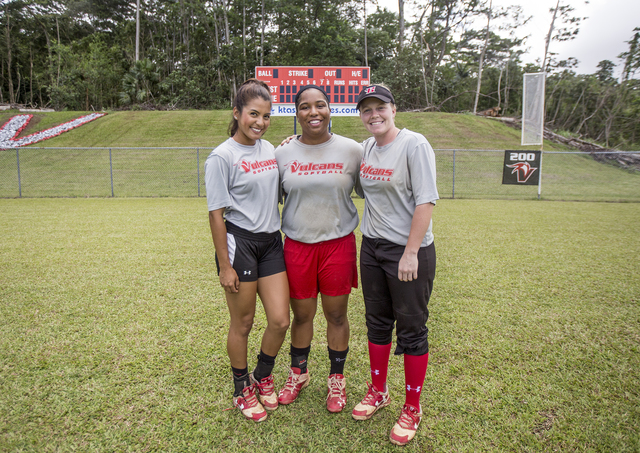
top-left (1, 147), bottom-right (638, 202)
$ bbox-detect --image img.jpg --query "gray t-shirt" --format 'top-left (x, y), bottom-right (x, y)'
top-left (357, 129), bottom-right (439, 247)
top-left (204, 138), bottom-right (281, 234)
top-left (275, 134), bottom-right (363, 243)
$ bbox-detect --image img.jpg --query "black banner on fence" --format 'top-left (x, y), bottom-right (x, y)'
top-left (502, 150), bottom-right (541, 185)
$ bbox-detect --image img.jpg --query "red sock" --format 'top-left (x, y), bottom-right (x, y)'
top-left (368, 341), bottom-right (391, 391)
top-left (404, 352), bottom-right (429, 410)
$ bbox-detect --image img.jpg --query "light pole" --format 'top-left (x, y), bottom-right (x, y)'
top-left (135, 0), bottom-right (140, 61)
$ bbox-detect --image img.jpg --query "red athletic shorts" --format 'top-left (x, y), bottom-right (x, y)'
top-left (284, 233), bottom-right (358, 299)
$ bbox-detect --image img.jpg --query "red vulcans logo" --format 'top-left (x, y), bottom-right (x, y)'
top-left (285, 160), bottom-right (344, 175)
top-left (235, 158), bottom-right (278, 174)
top-left (360, 159), bottom-right (394, 181)
top-left (506, 162), bottom-right (537, 183)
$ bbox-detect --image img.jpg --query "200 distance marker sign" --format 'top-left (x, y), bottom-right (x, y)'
top-left (255, 66), bottom-right (370, 116)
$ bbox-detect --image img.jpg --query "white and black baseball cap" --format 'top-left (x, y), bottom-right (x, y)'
top-left (356, 85), bottom-right (395, 110)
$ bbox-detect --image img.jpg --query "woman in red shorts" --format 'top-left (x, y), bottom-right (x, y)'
top-left (274, 85), bottom-right (363, 413)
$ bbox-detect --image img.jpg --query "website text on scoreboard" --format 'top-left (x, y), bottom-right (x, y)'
top-left (255, 66), bottom-right (370, 116)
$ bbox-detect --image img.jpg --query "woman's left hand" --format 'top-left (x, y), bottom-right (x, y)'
top-left (398, 251), bottom-right (419, 282)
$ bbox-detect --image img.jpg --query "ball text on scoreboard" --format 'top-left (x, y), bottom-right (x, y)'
top-left (255, 66), bottom-right (370, 106)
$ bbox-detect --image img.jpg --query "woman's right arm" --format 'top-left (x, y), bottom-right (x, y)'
top-left (208, 208), bottom-right (239, 293)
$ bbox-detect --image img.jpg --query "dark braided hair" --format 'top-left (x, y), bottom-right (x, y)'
top-left (294, 85), bottom-right (330, 111)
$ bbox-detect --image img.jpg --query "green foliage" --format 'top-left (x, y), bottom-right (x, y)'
top-left (266, 0), bottom-right (360, 66)
top-left (48, 35), bottom-right (125, 110)
top-left (119, 58), bottom-right (160, 105)
top-left (158, 62), bottom-right (229, 109)
top-left (545, 68), bottom-right (640, 148)
top-left (373, 46), bottom-right (426, 110)
top-left (595, 60), bottom-right (616, 84)
top-left (356, 7), bottom-right (397, 70)
top-left (620, 28), bottom-right (640, 81)
top-left (0, 0), bottom-right (638, 147)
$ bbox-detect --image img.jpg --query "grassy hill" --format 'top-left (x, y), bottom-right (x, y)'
top-left (3, 109), bottom-right (638, 202)
top-left (1, 109), bottom-right (566, 150)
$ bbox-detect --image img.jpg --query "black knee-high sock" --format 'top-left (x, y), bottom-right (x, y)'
top-left (232, 366), bottom-right (250, 397)
top-left (290, 345), bottom-right (311, 373)
top-left (253, 350), bottom-right (276, 382)
top-left (328, 347), bottom-right (349, 375)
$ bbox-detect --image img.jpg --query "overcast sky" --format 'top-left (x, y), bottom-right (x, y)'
top-left (375, 0), bottom-right (640, 78)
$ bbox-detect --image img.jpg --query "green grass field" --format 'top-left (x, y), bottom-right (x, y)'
top-left (1, 198), bottom-right (638, 452)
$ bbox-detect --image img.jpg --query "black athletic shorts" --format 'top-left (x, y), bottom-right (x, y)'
top-left (360, 236), bottom-right (436, 356)
top-left (215, 221), bottom-right (286, 282)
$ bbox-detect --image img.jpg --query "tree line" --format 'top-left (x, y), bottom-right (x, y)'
top-left (1, 0), bottom-right (639, 149)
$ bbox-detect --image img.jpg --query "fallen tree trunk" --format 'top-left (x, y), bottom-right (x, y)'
top-left (490, 117), bottom-right (640, 171)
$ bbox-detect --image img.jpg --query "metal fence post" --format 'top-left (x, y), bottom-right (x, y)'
top-left (109, 148), bottom-right (114, 197)
top-left (452, 149), bottom-right (456, 199)
top-left (197, 148), bottom-right (201, 197)
top-left (538, 150), bottom-right (543, 200)
top-left (16, 148), bottom-right (22, 198)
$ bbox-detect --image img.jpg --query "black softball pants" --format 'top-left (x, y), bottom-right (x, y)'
top-left (360, 236), bottom-right (436, 356)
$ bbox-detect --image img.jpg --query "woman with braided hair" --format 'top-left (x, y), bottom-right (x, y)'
top-left (274, 85), bottom-right (363, 413)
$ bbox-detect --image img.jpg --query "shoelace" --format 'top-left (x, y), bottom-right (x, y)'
top-left (397, 405), bottom-right (420, 429)
top-left (361, 382), bottom-right (383, 405)
top-left (282, 370), bottom-right (301, 393)
top-left (242, 386), bottom-right (260, 407)
top-left (328, 375), bottom-right (345, 396)
top-left (256, 376), bottom-right (275, 394)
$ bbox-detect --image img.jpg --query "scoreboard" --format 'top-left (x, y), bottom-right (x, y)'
top-left (255, 66), bottom-right (370, 116)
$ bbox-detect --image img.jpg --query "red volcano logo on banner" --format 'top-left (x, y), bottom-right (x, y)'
top-left (506, 162), bottom-right (538, 183)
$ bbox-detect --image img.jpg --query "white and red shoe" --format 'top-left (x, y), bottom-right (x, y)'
top-left (232, 384), bottom-right (267, 422)
top-left (277, 367), bottom-right (310, 405)
top-left (351, 382), bottom-right (390, 420)
top-left (250, 373), bottom-right (278, 411)
top-left (389, 404), bottom-right (422, 446)
top-left (326, 373), bottom-right (347, 413)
